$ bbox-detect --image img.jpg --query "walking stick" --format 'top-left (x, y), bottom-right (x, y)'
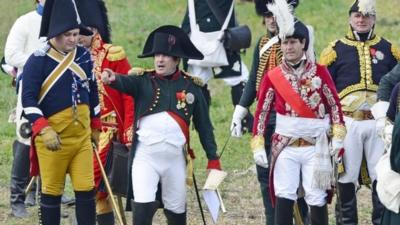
top-left (193, 171), bottom-right (207, 225)
top-left (25, 176), bottom-right (36, 195)
top-left (93, 145), bottom-right (126, 225)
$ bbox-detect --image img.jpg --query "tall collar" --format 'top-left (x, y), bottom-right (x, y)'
top-left (90, 33), bottom-right (104, 51)
top-left (346, 25), bottom-right (375, 42)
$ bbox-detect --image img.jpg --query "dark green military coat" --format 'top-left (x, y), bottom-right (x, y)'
top-left (181, 0), bottom-right (242, 78)
top-left (109, 69), bottom-right (219, 210)
top-left (377, 63), bottom-right (400, 101)
top-left (381, 83), bottom-right (400, 225)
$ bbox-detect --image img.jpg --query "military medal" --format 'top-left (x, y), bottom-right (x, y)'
top-left (186, 93), bottom-right (195, 104)
top-left (176, 90), bottom-right (186, 109)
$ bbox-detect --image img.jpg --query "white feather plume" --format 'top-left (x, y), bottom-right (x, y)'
top-left (267, 0), bottom-right (295, 40)
top-left (358, 0), bottom-right (376, 15)
top-left (305, 25), bottom-right (315, 63)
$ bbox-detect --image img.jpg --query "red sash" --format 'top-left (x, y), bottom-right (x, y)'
top-left (269, 67), bottom-right (316, 118)
top-left (167, 111), bottom-right (195, 159)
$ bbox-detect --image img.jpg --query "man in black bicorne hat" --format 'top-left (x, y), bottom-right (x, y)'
top-left (320, 1), bottom-right (400, 224)
top-left (101, 25), bottom-right (222, 225)
top-left (21, 0), bottom-right (101, 224)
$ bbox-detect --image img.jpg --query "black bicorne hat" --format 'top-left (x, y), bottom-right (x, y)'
top-left (349, 0), bottom-right (376, 15)
top-left (77, 0), bottom-right (111, 43)
top-left (255, 0), bottom-right (299, 16)
top-left (138, 25), bottom-right (203, 60)
top-left (39, 0), bottom-right (92, 40)
top-left (287, 19), bottom-right (309, 50)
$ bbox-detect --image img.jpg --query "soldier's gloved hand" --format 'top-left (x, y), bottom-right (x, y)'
top-left (375, 117), bottom-right (386, 138)
top-left (371, 101), bottom-right (390, 137)
top-left (91, 129), bottom-right (101, 147)
top-left (383, 124), bottom-right (394, 147)
top-left (230, 105), bottom-right (248, 137)
top-left (253, 148), bottom-right (268, 168)
top-left (40, 126), bottom-right (61, 151)
top-left (331, 138), bottom-right (344, 162)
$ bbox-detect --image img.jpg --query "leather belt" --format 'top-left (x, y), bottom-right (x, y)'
top-left (343, 110), bottom-right (373, 121)
top-left (290, 138), bottom-right (314, 147)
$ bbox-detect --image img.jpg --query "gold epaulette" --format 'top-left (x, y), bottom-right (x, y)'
top-left (104, 44), bottom-right (127, 61)
top-left (128, 67), bottom-right (154, 76)
top-left (391, 44), bottom-right (400, 62)
top-left (319, 40), bottom-right (338, 66)
top-left (182, 71), bottom-right (204, 87)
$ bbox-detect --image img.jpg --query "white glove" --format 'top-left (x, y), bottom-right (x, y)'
top-left (375, 117), bottom-right (386, 138)
top-left (230, 105), bottom-right (248, 137)
top-left (371, 101), bottom-right (389, 136)
top-left (253, 148), bottom-right (268, 168)
top-left (331, 138), bottom-right (344, 161)
top-left (383, 124), bottom-right (394, 150)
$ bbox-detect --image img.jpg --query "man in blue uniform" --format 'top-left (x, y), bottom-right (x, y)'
top-left (21, 0), bottom-right (101, 224)
top-left (101, 25), bottom-right (222, 225)
top-left (320, 0), bottom-right (400, 224)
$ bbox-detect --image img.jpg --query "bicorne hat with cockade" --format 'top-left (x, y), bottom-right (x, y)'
top-left (77, 0), bottom-right (111, 43)
top-left (349, 0), bottom-right (376, 15)
top-left (254, 0), bottom-right (299, 16)
top-left (39, 0), bottom-right (92, 40)
top-left (138, 25), bottom-right (204, 60)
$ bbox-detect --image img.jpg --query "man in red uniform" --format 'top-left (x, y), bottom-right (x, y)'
top-left (251, 3), bottom-right (346, 223)
top-left (77, 0), bottom-right (134, 224)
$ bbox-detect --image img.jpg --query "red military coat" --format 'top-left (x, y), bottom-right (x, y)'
top-left (91, 34), bottom-right (134, 192)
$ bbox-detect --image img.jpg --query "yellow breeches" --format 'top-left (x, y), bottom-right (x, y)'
top-left (35, 105), bottom-right (94, 196)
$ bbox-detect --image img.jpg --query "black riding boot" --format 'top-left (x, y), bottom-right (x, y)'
top-left (372, 181), bottom-right (384, 225)
top-left (10, 140), bottom-right (30, 218)
top-left (164, 209), bottom-right (186, 225)
top-left (75, 190), bottom-right (96, 225)
top-left (275, 197), bottom-right (294, 225)
top-left (96, 212), bottom-right (114, 225)
top-left (231, 82), bottom-right (254, 132)
top-left (310, 204), bottom-right (328, 225)
top-left (132, 201), bottom-right (159, 225)
top-left (40, 193), bottom-right (61, 225)
top-left (336, 182), bottom-right (358, 225)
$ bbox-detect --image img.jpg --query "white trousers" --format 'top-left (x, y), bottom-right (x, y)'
top-left (274, 145), bottom-right (327, 207)
top-left (339, 116), bottom-right (384, 184)
top-left (132, 141), bottom-right (186, 213)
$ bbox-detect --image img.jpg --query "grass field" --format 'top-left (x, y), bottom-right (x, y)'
top-left (0, 0), bottom-right (399, 224)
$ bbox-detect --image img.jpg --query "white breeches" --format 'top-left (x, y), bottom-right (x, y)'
top-left (274, 145), bottom-right (327, 207)
top-left (132, 141), bottom-right (186, 213)
top-left (339, 117), bottom-right (384, 184)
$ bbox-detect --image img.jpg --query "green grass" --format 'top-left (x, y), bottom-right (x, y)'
top-left (0, 0), bottom-right (399, 224)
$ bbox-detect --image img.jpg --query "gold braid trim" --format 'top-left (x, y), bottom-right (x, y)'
top-left (105, 45), bottom-right (127, 61)
top-left (391, 44), bottom-right (400, 62)
top-left (91, 34), bottom-right (108, 111)
top-left (250, 135), bottom-right (265, 152)
top-left (256, 35), bottom-right (282, 92)
top-left (332, 124), bottom-right (346, 140)
top-left (182, 71), bottom-right (204, 87)
top-left (338, 36), bottom-right (381, 99)
top-left (319, 41), bottom-right (338, 66)
top-left (256, 35), bottom-right (270, 92)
